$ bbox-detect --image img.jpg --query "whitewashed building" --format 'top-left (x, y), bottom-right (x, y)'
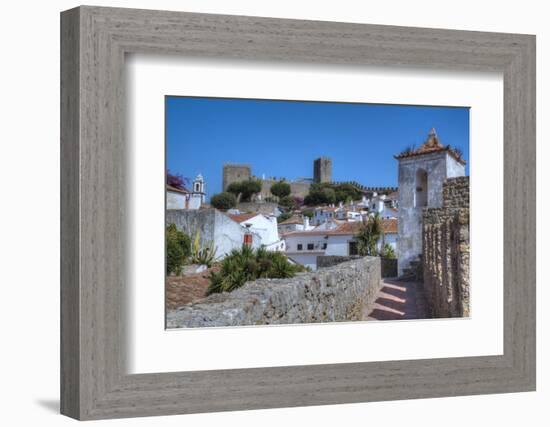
top-left (278, 215), bottom-right (315, 234)
top-left (166, 174), bottom-right (206, 210)
top-left (228, 212), bottom-right (285, 252)
top-left (166, 185), bottom-right (190, 209)
top-left (283, 218), bottom-right (398, 270)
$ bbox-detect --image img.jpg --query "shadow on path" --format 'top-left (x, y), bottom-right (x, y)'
top-left (365, 278), bottom-right (427, 321)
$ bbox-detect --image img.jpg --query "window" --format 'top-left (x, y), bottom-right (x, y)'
top-left (307, 243), bottom-right (314, 250)
top-left (348, 241), bottom-right (358, 256)
top-left (322, 243), bottom-right (327, 250)
top-left (297, 244), bottom-right (303, 251)
top-left (415, 168), bottom-right (428, 207)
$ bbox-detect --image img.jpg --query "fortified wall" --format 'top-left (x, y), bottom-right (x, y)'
top-left (422, 176), bottom-right (470, 317)
top-left (167, 257), bottom-right (382, 328)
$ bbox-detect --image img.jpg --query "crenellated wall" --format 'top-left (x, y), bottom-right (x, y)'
top-left (422, 177), bottom-right (470, 317)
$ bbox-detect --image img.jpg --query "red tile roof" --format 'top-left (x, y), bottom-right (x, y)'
top-left (394, 128), bottom-right (466, 165)
top-left (278, 215), bottom-right (303, 225)
top-left (284, 217), bottom-right (398, 237)
top-left (166, 184), bottom-right (189, 194)
top-left (227, 213), bottom-right (261, 223)
top-left (381, 218), bottom-right (398, 234)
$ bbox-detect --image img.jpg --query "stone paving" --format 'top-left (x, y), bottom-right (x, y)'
top-left (365, 278), bottom-right (428, 321)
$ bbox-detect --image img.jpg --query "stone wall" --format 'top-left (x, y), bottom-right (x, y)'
top-left (422, 177), bottom-right (470, 317)
top-left (317, 255), bottom-right (397, 278)
top-left (167, 256), bottom-right (382, 328)
top-left (236, 201), bottom-right (280, 215)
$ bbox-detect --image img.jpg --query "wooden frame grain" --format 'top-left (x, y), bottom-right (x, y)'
top-left (60, 6), bottom-right (536, 420)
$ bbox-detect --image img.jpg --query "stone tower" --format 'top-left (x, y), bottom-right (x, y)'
top-left (222, 163), bottom-right (251, 191)
top-left (395, 129), bottom-right (466, 275)
top-left (313, 157), bottom-right (332, 184)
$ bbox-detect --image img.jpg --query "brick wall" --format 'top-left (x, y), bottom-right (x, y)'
top-left (422, 177), bottom-right (470, 317)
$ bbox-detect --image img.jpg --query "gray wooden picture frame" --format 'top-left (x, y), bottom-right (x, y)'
top-left (60, 5), bottom-right (536, 420)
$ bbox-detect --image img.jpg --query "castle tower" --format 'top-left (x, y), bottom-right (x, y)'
top-left (395, 128), bottom-right (466, 275)
top-left (313, 157), bottom-right (332, 184)
top-left (188, 174), bottom-right (206, 209)
top-left (222, 163), bottom-right (251, 191)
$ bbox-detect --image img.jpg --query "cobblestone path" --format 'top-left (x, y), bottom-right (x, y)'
top-left (365, 278), bottom-right (428, 320)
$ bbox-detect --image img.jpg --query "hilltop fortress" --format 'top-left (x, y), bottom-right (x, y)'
top-left (222, 157), bottom-right (396, 200)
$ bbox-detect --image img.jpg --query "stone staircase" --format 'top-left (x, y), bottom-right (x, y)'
top-left (399, 255), bottom-right (423, 282)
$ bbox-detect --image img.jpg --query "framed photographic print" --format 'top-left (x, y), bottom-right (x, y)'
top-left (61, 6), bottom-right (536, 420)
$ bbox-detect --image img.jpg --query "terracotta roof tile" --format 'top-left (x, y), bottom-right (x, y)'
top-left (227, 213), bottom-right (261, 223)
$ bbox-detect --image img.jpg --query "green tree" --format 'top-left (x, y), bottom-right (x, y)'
top-left (226, 179), bottom-right (262, 202)
top-left (355, 214), bottom-right (383, 256)
top-left (301, 208), bottom-right (314, 219)
top-left (166, 224), bottom-right (191, 275)
top-left (304, 187), bottom-right (336, 206)
top-left (279, 195), bottom-right (295, 210)
top-left (270, 181), bottom-right (291, 198)
top-left (210, 192), bottom-right (237, 210)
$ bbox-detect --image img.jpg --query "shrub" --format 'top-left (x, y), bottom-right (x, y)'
top-left (304, 187), bottom-right (336, 206)
top-left (270, 181), bottom-right (291, 198)
top-left (277, 212), bottom-right (292, 223)
top-left (279, 195), bottom-right (295, 210)
top-left (301, 208), bottom-right (314, 219)
top-left (210, 192), bottom-right (237, 210)
top-left (380, 243), bottom-right (396, 259)
top-left (190, 231), bottom-right (217, 267)
top-left (166, 224), bottom-right (191, 275)
top-left (207, 246), bottom-right (305, 295)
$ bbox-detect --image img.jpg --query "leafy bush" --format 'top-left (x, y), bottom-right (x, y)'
top-left (301, 208), bottom-right (314, 219)
top-left (166, 224), bottom-right (191, 275)
top-left (207, 246), bottom-right (305, 295)
top-left (226, 179), bottom-right (262, 202)
top-left (277, 212), bottom-right (292, 223)
top-left (279, 195), bottom-right (296, 210)
top-left (190, 231), bottom-right (217, 267)
top-left (210, 192), bottom-right (237, 210)
top-left (304, 187), bottom-right (336, 206)
top-left (270, 181), bottom-right (291, 198)
top-left (380, 243), bottom-right (396, 259)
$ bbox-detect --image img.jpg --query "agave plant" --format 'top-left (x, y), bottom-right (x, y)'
top-left (207, 245), bottom-right (305, 295)
top-left (190, 230), bottom-right (218, 267)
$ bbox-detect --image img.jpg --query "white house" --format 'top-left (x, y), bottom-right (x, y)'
top-left (283, 222), bottom-right (364, 270)
top-left (369, 193), bottom-right (398, 219)
top-left (379, 218), bottom-right (398, 252)
top-left (166, 185), bottom-right (190, 209)
top-left (278, 215), bottom-right (315, 234)
top-left (283, 218), bottom-right (399, 270)
top-left (313, 206), bottom-right (338, 225)
top-left (228, 212), bottom-right (285, 252)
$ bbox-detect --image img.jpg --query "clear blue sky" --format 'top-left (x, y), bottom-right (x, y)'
top-left (166, 96), bottom-right (469, 199)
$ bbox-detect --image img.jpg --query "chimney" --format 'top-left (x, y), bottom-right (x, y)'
top-left (303, 215), bottom-right (310, 229)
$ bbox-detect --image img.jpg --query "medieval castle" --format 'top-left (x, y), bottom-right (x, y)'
top-left (222, 157), bottom-right (396, 201)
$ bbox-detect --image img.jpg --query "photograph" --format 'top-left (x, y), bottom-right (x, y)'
top-left (164, 96), bottom-right (470, 328)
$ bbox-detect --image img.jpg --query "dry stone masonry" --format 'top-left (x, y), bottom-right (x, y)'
top-left (167, 256), bottom-right (382, 328)
top-left (422, 176), bottom-right (470, 317)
